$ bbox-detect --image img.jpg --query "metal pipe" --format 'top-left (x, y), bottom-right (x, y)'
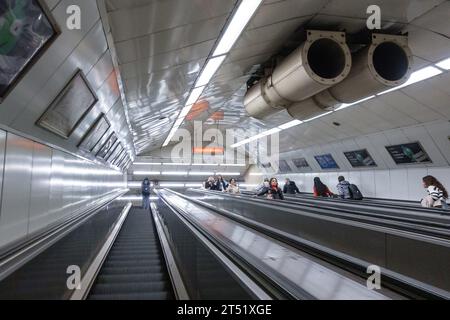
top-left (245, 30), bottom-right (352, 119)
top-left (287, 34), bottom-right (413, 120)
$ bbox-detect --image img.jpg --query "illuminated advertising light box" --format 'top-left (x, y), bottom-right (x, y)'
top-left (385, 142), bottom-right (432, 164)
top-left (314, 154), bottom-right (340, 169)
top-left (344, 149), bottom-right (377, 168)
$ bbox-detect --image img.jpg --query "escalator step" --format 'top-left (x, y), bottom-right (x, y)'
top-left (90, 281), bottom-right (169, 295)
top-left (89, 292), bottom-right (170, 300)
top-left (96, 273), bottom-right (168, 284)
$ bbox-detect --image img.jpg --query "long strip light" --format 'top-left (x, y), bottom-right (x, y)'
top-left (435, 57), bottom-right (450, 70)
top-left (133, 171), bottom-right (161, 175)
top-left (231, 63), bottom-right (447, 148)
top-left (163, 0), bottom-right (263, 148)
top-left (195, 55), bottom-right (227, 87)
top-left (213, 0), bottom-right (264, 56)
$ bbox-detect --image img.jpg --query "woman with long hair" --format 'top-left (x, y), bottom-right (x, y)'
top-left (226, 178), bottom-right (240, 194)
top-left (422, 175), bottom-right (448, 209)
top-left (313, 177), bottom-right (333, 197)
top-left (257, 177), bottom-right (284, 200)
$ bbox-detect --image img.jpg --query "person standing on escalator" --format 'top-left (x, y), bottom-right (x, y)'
top-left (283, 178), bottom-right (300, 194)
top-left (257, 177), bottom-right (284, 200)
top-left (313, 177), bottom-right (334, 197)
top-left (141, 177), bottom-right (151, 210)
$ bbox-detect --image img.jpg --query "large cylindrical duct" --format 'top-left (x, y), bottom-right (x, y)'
top-left (244, 30), bottom-right (352, 119)
top-left (287, 33), bottom-right (413, 120)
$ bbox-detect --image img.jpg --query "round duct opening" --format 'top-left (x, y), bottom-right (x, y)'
top-left (307, 38), bottom-right (347, 79)
top-left (372, 42), bottom-right (409, 82)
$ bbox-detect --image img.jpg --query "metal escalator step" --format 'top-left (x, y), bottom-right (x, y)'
top-left (90, 281), bottom-right (170, 295)
top-left (100, 265), bottom-right (164, 275)
top-left (103, 260), bottom-right (162, 268)
top-left (96, 273), bottom-right (168, 284)
top-left (88, 291), bottom-right (170, 300)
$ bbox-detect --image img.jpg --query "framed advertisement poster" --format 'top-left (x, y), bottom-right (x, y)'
top-left (96, 132), bottom-right (117, 160)
top-left (385, 142), bottom-right (432, 164)
top-left (0, 0), bottom-right (59, 102)
top-left (77, 114), bottom-right (110, 152)
top-left (292, 157), bottom-right (310, 169)
top-left (36, 70), bottom-right (98, 138)
top-left (278, 160), bottom-right (292, 173)
top-left (344, 149), bottom-right (377, 168)
top-left (314, 154), bottom-right (340, 169)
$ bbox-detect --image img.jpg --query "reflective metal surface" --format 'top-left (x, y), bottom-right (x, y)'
top-left (183, 189), bottom-right (450, 294)
top-left (0, 129), bottom-right (126, 252)
top-left (159, 189), bottom-right (389, 299)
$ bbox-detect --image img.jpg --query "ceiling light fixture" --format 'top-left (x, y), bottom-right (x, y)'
top-left (213, 0), bottom-right (264, 56)
top-left (278, 119), bottom-right (303, 130)
top-left (435, 57), bottom-right (450, 70)
top-left (377, 66), bottom-right (443, 95)
top-left (161, 171), bottom-right (188, 176)
top-left (335, 95), bottom-right (376, 111)
top-left (195, 55), bottom-right (227, 87)
top-left (133, 171), bottom-right (161, 175)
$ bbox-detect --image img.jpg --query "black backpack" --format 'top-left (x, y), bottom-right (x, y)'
top-left (349, 184), bottom-right (363, 200)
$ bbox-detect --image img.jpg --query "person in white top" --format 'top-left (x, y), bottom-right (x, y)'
top-left (421, 175), bottom-right (448, 210)
top-left (226, 178), bottom-right (240, 194)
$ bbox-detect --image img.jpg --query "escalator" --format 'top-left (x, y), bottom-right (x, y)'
top-left (88, 207), bottom-right (174, 300)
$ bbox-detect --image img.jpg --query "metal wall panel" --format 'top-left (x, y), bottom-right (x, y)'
top-left (0, 130), bottom-right (6, 220)
top-left (0, 134), bottom-right (34, 248)
top-left (48, 150), bottom-right (65, 223)
top-left (28, 143), bottom-right (53, 234)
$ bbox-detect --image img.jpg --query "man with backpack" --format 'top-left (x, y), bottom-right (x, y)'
top-left (337, 176), bottom-right (363, 200)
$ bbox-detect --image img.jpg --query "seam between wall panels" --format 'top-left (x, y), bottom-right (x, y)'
top-left (424, 123), bottom-right (450, 166)
top-left (0, 131), bottom-right (7, 221)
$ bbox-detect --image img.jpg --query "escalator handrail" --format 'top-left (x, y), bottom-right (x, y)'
top-left (167, 189), bottom-right (450, 300)
top-left (70, 202), bottom-right (132, 300)
top-left (155, 189), bottom-right (273, 300)
top-left (195, 189), bottom-right (450, 243)
top-left (150, 202), bottom-right (190, 300)
top-left (0, 189), bottom-right (128, 282)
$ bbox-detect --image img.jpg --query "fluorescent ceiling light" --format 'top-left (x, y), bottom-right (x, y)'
top-left (133, 162), bottom-right (161, 165)
top-left (435, 57), bottom-right (450, 70)
top-left (303, 111), bottom-right (333, 122)
top-left (133, 171), bottom-right (160, 175)
top-left (192, 163), bottom-right (219, 166)
top-left (213, 0), bottom-right (264, 56)
top-left (160, 183), bottom-right (185, 187)
top-left (278, 119), bottom-right (303, 130)
top-left (189, 172), bottom-right (215, 176)
top-left (179, 105), bottom-right (193, 118)
top-left (174, 118), bottom-right (184, 127)
top-left (378, 66), bottom-right (443, 95)
top-left (335, 95), bottom-right (376, 111)
top-left (252, 127), bottom-right (281, 139)
top-left (220, 163), bottom-right (246, 167)
top-left (216, 172), bottom-right (240, 176)
top-left (186, 86), bottom-right (206, 105)
top-left (162, 171), bottom-right (188, 175)
top-left (185, 183), bottom-right (202, 187)
top-left (163, 162), bottom-right (191, 166)
top-left (195, 55), bottom-right (227, 87)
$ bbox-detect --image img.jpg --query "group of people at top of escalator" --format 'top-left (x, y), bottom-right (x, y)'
top-left (252, 175), bottom-right (448, 210)
top-left (203, 175), bottom-right (240, 194)
top-left (253, 176), bottom-right (362, 201)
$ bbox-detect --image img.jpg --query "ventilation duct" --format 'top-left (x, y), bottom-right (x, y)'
top-left (287, 33), bottom-right (413, 120)
top-left (244, 30), bottom-right (352, 119)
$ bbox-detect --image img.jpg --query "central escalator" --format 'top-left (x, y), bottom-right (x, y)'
top-left (88, 208), bottom-right (174, 300)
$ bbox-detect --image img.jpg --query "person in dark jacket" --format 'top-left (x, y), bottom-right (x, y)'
top-left (141, 178), bottom-right (151, 209)
top-left (313, 177), bottom-right (333, 197)
top-left (336, 176), bottom-right (351, 199)
top-left (283, 178), bottom-right (300, 194)
top-left (257, 177), bottom-right (284, 200)
top-left (215, 175), bottom-right (228, 191)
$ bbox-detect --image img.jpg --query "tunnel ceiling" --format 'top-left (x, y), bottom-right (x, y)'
top-left (102, 0), bottom-right (450, 156)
